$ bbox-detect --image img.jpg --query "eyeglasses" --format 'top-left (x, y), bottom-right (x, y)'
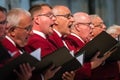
top-left (0, 20), bottom-right (7, 25)
top-left (56, 13), bottom-right (73, 19)
top-left (93, 22), bottom-right (104, 28)
top-left (15, 25), bottom-right (32, 32)
top-left (78, 22), bottom-right (92, 26)
top-left (37, 13), bottom-right (55, 19)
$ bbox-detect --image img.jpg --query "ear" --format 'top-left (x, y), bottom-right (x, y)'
top-left (10, 31), bottom-right (16, 37)
top-left (8, 27), bottom-right (16, 37)
top-left (75, 24), bottom-right (81, 32)
top-left (33, 16), bottom-right (40, 25)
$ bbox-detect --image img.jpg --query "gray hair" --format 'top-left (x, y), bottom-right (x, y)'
top-left (106, 24), bottom-right (120, 34)
top-left (90, 14), bottom-right (100, 19)
top-left (7, 8), bottom-right (31, 28)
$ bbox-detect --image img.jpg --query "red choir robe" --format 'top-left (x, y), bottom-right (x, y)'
top-left (1, 36), bottom-right (43, 80)
top-left (24, 33), bottom-right (57, 58)
top-left (48, 31), bottom-right (91, 79)
top-left (65, 33), bottom-right (119, 80)
top-left (1, 37), bottom-right (21, 58)
top-left (64, 34), bottom-right (91, 80)
top-left (91, 62), bottom-right (119, 80)
top-left (48, 31), bottom-right (64, 48)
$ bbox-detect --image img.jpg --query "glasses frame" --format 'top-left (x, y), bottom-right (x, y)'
top-left (15, 25), bottom-right (32, 32)
top-left (0, 20), bottom-right (7, 25)
top-left (93, 22), bottom-right (104, 28)
top-left (77, 22), bottom-right (92, 26)
top-left (37, 13), bottom-right (55, 19)
top-left (55, 14), bottom-right (73, 19)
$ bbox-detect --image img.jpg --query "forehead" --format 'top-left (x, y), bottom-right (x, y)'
top-left (53, 6), bottom-right (71, 15)
top-left (33, 6), bottom-right (52, 16)
top-left (92, 17), bottom-right (103, 23)
top-left (19, 15), bottom-right (32, 27)
top-left (40, 6), bottom-right (52, 13)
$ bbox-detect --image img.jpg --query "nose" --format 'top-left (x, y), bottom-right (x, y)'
top-left (51, 15), bottom-right (56, 21)
top-left (28, 30), bottom-right (33, 35)
top-left (102, 24), bottom-right (106, 30)
top-left (90, 23), bottom-right (94, 29)
top-left (69, 16), bottom-right (74, 23)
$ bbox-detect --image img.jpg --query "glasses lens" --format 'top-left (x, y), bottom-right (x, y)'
top-left (25, 25), bottom-right (32, 31)
top-left (0, 20), bottom-right (7, 25)
top-left (56, 14), bottom-right (73, 19)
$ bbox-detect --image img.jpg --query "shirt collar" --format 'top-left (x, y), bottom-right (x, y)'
top-left (33, 30), bottom-right (46, 39)
top-left (5, 36), bottom-right (16, 46)
top-left (53, 29), bottom-right (62, 37)
top-left (71, 33), bottom-right (85, 43)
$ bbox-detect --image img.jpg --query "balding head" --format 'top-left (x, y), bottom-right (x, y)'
top-left (73, 12), bottom-right (91, 24)
top-left (71, 12), bottom-right (92, 42)
top-left (52, 5), bottom-right (74, 35)
top-left (90, 14), bottom-right (106, 38)
top-left (52, 5), bottom-right (71, 15)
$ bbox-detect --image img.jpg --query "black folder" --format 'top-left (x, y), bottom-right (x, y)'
top-left (0, 47), bottom-right (82, 80)
top-left (0, 43), bottom-right (11, 63)
top-left (0, 53), bottom-right (40, 80)
top-left (35, 46), bottom-right (82, 80)
top-left (75, 31), bottom-right (120, 62)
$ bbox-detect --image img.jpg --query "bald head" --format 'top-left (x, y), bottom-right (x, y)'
top-left (90, 15), bottom-right (103, 25)
top-left (52, 5), bottom-right (71, 15)
top-left (71, 12), bottom-right (92, 42)
top-left (73, 12), bottom-right (91, 24)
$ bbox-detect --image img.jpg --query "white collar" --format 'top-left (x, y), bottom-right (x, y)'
top-left (5, 36), bottom-right (16, 46)
top-left (33, 30), bottom-right (46, 39)
top-left (71, 33), bottom-right (85, 43)
top-left (5, 36), bottom-right (23, 54)
top-left (53, 29), bottom-right (62, 37)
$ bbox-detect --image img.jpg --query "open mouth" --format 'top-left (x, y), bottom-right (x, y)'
top-left (68, 24), bottom-right (72, 28)
top-left (50, 24), bottom-right (55, 28)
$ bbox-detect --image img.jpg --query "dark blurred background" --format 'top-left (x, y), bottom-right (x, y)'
top-left (0, 0), bottom-right (120, 27)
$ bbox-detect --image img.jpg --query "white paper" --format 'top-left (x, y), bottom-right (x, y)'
top-left (30, 48), bottom-right (41, 61)
top-left (69, 50), bottom-right (75, 57)
top-left (76, 51), bottom-right (85, 65)
top-left (76, 54), bottom-right (84, 65)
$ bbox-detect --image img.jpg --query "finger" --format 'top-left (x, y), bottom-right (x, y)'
top-left (26, 63), bottom-right (35, 72)
top-left (13, 69), bottom-right (21, 77)
top-left (109, 47), bottom-right (117, 54)
top-left (70, 71), bottom-right (75, 77)
top-left (92, 51), bottom-right (100, 60)
top-left (49, 64), bottom-right (56, 70)
top-left (20, 63), bottom-right (29, 75)
top-left (104, 47), bottom-right (117, 56)
top-left (95, 51), bottom-right (100, 57)
top-left (64, 72), bottom-right (72, 77)
top-left (19, 64), bottom-right (25, 75)
top-left (52, 66), bottom-right (61, 73)
top-left (62, 72), bottom-right (70, 80)
top-left (22, 63), bottom-right (29, 73)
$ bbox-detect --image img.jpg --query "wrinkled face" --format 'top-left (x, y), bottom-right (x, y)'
top-left (78, 23), bottom-right (92, 42)
top-left (75, 15), bottom-right (92, 42)
top-left (53, 7), bottom-right (74, 35)
top-left (91, 17), bottom-right (106, 38)
top-left (0, 11), bottom-right (7, 40)
top-left (10, 15), bottom-right (32, 47)
top-left (34, 6), bottom-right (56, 35)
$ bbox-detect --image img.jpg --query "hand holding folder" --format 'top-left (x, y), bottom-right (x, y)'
top-left (90, 47), bottom-right (117, 69)
top-left (0, 47), bottom-right (83, 80)
top-left (75, 31), bottom-right (120, 62)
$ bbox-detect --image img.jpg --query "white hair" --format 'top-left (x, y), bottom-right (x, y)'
top-left (106, 24), bottom-right (120, 34)
top-left (7, 8), bottom-right (31, 27)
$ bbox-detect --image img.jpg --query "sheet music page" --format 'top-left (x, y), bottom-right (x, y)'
top-left (30, 48), bottom-right (41, 61)
top-left (76, 54), bottom-right (84, 65)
